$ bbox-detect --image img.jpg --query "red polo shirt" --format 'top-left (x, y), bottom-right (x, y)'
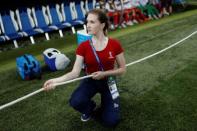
top-left (76, 38), bottom-right (123, 74)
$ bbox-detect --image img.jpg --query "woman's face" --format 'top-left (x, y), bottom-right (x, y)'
top-left (86, 13), bottom-right (104, 35)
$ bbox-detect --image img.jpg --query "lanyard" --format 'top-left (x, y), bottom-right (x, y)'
top-left (89, 39), bottom-right (104, 71)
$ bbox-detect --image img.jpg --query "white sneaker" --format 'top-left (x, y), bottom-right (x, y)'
top-left (127, 21), bottom-right (134, 26)
top-left (133, 19), bottom-right (138, 24)
top-left (149, 15), bottom-right (153, 20)
top-left (110, 24), bottom-right (115, 30)
top-left (121, 23), bottom-right (127, 28)
top-left (153, 15), bottom-right (159, 19)
top-left (81, 114), bottom-right (91, 122)
top-left (163, 11), bottom-right (169, 16)
top-left (159, 13), bottom-right (163, 18)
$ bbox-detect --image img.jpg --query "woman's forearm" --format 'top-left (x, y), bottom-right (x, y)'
top-left (53, 71), bottom-right (80, 84)
top-left (104, 67), bottom-right (126, 77)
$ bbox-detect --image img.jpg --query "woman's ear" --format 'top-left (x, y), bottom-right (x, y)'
top-left (101, 23), bottom-right (105, 29)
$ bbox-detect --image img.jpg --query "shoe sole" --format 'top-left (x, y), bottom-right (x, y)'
top-left (81, 117), bottom-right (90, 122)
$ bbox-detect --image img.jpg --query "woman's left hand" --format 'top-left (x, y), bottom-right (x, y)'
top-left (92, 71), bottom-right (106, 80)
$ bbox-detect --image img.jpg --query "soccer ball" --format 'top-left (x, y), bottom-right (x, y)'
top-left (43, 48), bottom-right (70, 71)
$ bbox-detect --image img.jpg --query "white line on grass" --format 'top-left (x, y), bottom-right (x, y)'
top-left (0, 30), bottom-right (197, 111)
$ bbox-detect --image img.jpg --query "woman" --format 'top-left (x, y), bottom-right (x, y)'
top-left (43, 9), bottom-right (126, 127)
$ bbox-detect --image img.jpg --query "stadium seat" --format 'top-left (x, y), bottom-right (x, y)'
top-left (55, 3), bottom-right (72, 27)
top-left (15, 7), bottom-right (44, 44)
top-left (0, 37), bottom-right (5, 42)
top-left (61, 2), bottom-right (85, 34)
top-left (32, 6), bottom-right (55, 32)
top-left (16, 8), bottom-right (43, 36)
top-left (26, 8), bottom-right (44, 34)
top-left (0, 10), bottom-right (23, 40)
top-left (0, 29), bottom-right (5, 42)
top-left (0, 22), bottom-right (6, 42)
top-left (46, 4), bottom-right (72, 37)
top-left (75, 1), bottom-right (86, 22)
top-left (71, 2), bottom-right (85, 24)
top-left (87, 0), bottom-right (96, 11)
top-left (31, 6), bottom-right (56, 40)
top-left (0, 10), bottom-right (23, 47)
top-left (46, 4), bottom-right (71, 29)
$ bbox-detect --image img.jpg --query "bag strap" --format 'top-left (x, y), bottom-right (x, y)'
top-left (89, 39), bottom-right (104, 71)
top-left (23, 55), bottom-right (36, 69)
top-left (23, 54), bottom-right (30, 64)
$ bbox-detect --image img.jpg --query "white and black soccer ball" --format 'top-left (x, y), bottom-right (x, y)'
top-left (43, 48), bottom-right (70, 71)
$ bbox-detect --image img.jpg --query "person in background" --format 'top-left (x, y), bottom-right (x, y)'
top-left (138, 0), bottom-right (160, 20)
top-left (43, 9), bottom-right (126, 127)
top-left (105, 0), bottom-right (120, 30)
top-left (160, 0), bottom-right (173, 16)
top-left (130, 0), bottom-right (149, 23)
top-left (95, 0), bottom-right (106, 11)
top-left (114, 0), bottom-right (127, 28)
top-left (150, 0), bottom-right (162, 18)
top-left (122, 0), bottom-right (134, 26)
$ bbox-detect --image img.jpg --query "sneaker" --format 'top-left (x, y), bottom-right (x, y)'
top-left (81, 113), bottom-right (91, 122)
top-left (163, 11), bottom-right (169, 16)
top-left (114, 24), bottom-right (118, 29)
top-left (132, 19), bottom-right (138, 24)
top-left (153, 15), bottom-right (159, 20)
top-left (159, 13), bottom-right (163, 18)
top-left (110, 24), bottom-right (115, 30)
top-left (126, 21), bottom-right (134, 26)
top-left (81, 102), bottom-right (96, 122)
top-left (121, 23), bottom-right (127, 28)
top-left (148, 15), bottom-right (153, 20)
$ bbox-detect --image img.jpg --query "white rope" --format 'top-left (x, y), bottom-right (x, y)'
top-left (126, 30), bottom-right (197, 66)
top-left (0, 30), bottom-right (196, 111)
top-left (0, 88), bottom-right (44, 110)
top-left (0, 75), bottom-right (92, 111)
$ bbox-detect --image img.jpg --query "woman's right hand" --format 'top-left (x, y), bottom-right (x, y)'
top-left (43, 79), bottom-right (56, 91)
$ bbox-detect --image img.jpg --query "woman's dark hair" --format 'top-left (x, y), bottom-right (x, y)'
top-left (86, 9), bottom-right (109, 36)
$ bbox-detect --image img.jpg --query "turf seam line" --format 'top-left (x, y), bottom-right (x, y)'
top-left (0, 30), bottom-right (197, 111)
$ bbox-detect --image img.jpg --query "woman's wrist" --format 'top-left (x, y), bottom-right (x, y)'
top-left (103, 71), bottom-right (109, 77)
top-left (52, 78), bottom-right (59, 84)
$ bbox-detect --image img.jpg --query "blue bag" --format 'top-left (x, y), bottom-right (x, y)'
top-left (16, 54), bottom-right (41, 80)
top-left (77, 29), bottom-right (92, 45)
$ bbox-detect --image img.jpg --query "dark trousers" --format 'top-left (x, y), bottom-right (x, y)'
top-left (69, 78), bottom-right (120, 127)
